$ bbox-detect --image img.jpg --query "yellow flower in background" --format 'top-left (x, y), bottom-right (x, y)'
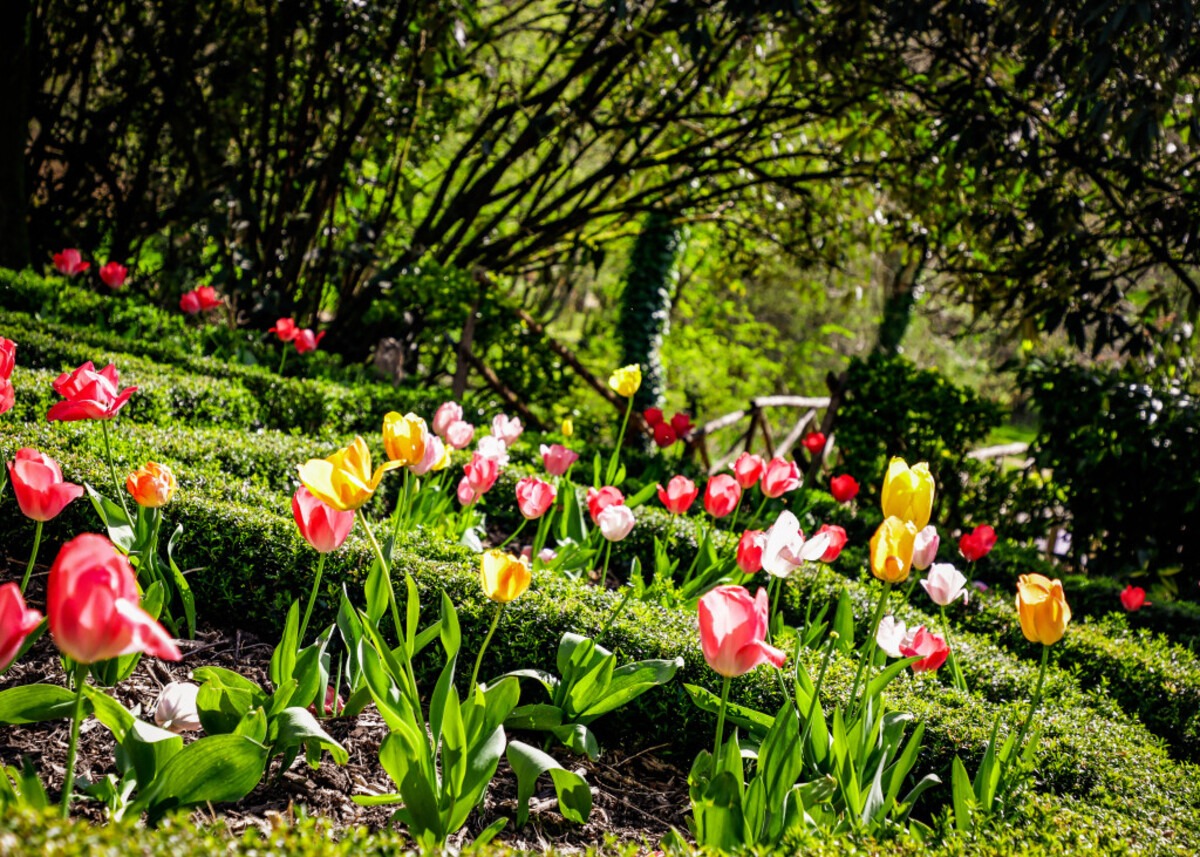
top-left (1016, 574), bottom-right (1072, 645)
top-left (608, 365), bottom-right (642, 398)
top-left (881, 457), bottom-right (935, 529)
top-left (298, 436), bottom-right (401, 512)
top-left (126, 462), bottom-right (177, 508)
top-left (430, 442), bottom-right (452, 472)
top-left (480, 549), bottom-right (531, 603)
top-left (561, 417), bottom-right (574, 438)
top-left (382, 411), bottom-right (428, 467)
top-left (869, 516), bottom-right (918, 584)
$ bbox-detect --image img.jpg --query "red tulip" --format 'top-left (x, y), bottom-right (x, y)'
top-left (829, 474), bottom-right (859, 503)
top-left (802, 432), bottom-right (826, 455)
top-left (179, 291), bottom-right (202, 314)
top-left (815, 524), bottom-right (848, 562)
top-left (670, 412), bottom-right (693, 437)
top-left (47, 361), bottom-right (138, 422)
top-left (704, 474), bottom-right (742, 518)
top-left (0, 379), bottom-right (13, 416)
top-left (698, 585), bottom-right (786, 677)
top-left (540, 443), bottom-right (579, 476)
top-left (292, 486), bottom-right (354, 553)
top-left (657, 475), bottom-right (698, 515)
top-left (1120, 585), bottom-right (1149, 612)
top-left (99, 262), bottom-right (128, 289)
top-left (0, 583), bottom-right (42, 672)
top-left (736, 530), bottom-right (766, 574)
top-left (7, 448), bottom-right (84, 522)
top-left (464, 454), bottom-right (499, 495)
top-left (269, 318), bottom-right (299, 342)
top-left (53, 249), bottom-right (89, 276)
top-left (643, 407), bottom-right (664, 426)
top-left (586, 486), bottom-right (624, 523)
top-left (760, 457), bottom-right (801, 498)
top-left (733, 452), bottom-right (765, 489)
top-left (899, 626), bottom-right (949, 673)
top-left (652, 422), bottom-right (677, 448)
top-left (47, 534), bottom-right (181, 664)
top-left (959, 525), bottom-right (997, 562)
top-left (516, 476), bottom-right (557, 519)
top-left (0, 337), bottom-right (15, 379)
top-left (194, 286), bottom-right (222, 310)
top-left (294, 328), bottom-right (325, 354)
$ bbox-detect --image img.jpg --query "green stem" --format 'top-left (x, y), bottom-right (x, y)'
top-left (596, 588), bottom-right (632, 641)
top-left (469, 604), bottom-right (504, 690)
top-left (682, 521), bottom-right (709, 585)
top-left (278, 347), bottom-right (287, 376)
top-left (20, 520), bottom-right (43, 595)
top-left (727, 494), bottom-right (743, 536)
top-left (750, 493), bottom-right (771, 526)
top-left (531, 514), bottom-right (552, 569)
top-left (100, 419), bottom-right (132, 523)
top-left (356, 510), bottom-right (403, 640)
top-left (498, 518), bottom-right (528, 550)
top-left (606, 397), bottom-right (634, 484)
top-left (1013, 645), bottom-right (1050, 752)
top-left (940, 605), bottom-right (968, 693)
top-left (61, 661), bottom-right (89, 818)
top-left (388, 470), bottom-right (413, 557)
top-left (712, 674), bottom-right (732, 762)
top-left (298, 552), bottom-right (328, 647)
top-left (847, 582), bottom-right (892, 719)
top-left (799, 634), bottom-right (838, 754)
top-left (599, 540), bottom-right (613, 582)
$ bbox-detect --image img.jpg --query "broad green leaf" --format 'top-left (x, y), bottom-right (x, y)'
top-left (550, 723), bottom-right (599, 760)
top-left (505, 740), bottom-right (592, 828)
top-left (140, 734), bottom-right (268, 824)
top-left (576, 656), bottom-right (682, 722)
top-left (0, 684), bottom-right (88, 725)
top-left (951, 756), bottom-right (975, 833)
top-left (120, 718), bottom-right (183, 785)
top-left (82, 686), bottom-right (136, 742)
top-left (86, 483), bottom-right (134, 550)
top-left (865, 656), bottom-right (921, 700)
top-left (625, 482), bottom-right (658, 509)
top-left (505, 703), bottom-right (564, 731)
top-left (832, 588), bottom-right (855, 654)
top-left (684, 683), bottom-right (773, 737)
top-left (269, 601), bottom-right (301, 688)
top-left (272, 707), bottom-right (349, 766)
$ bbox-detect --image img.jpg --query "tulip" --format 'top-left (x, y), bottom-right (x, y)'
top-left (0, 583), bottom-right (42, 672)
top-left (382, 411), bottom-right (428, 467)
top-left (1016, 574), bottom-right (1071, 645)
top-left (445, 420), bottom-right (476, 450)
top-left (540, 443), bottom-right (579, 476)
top-left (670, 412), bottom-right (692, 437)
top-left (53, 249), bottom-right (89, 276)
top-left (516, 476), bottom-right (556, 519)
top-left (643, 407), bottom-right (664, 426)
top-left (658, 475), bottom-right (699, 515)
top-left (47, 361), bottom-right (138, 422)
top-left (761, 510), bottom-right (831, 578)
top-left (802, 431), bottom-right (826, 455)
top-left (179, 291), bottom-right (202, 314)
top-left (269, 318), bottom-right (299, 342)
top-left (47, 534), bottom-right (181, 664)
top-left (126, 461), bottom-right (177, 509)
top-left (0, 337), bottom-right (15, 379)
top-left (829, 474), bottom-right (859, 503)
top-left (586, 485), bottom-right (624, 523)
top-left (294, 328), bottom-right (325, 354)
top-left (99, 262), bottom-right (128, 289)
top-left (704, 474), bottom-right (741, 518)
top-left (8, 448), bottom-right (84, 522)
top-left (869, 516), bottom-right (918, 584)
top-left (875, 616), bottom-right (910, 659)
top-left (698, 585), bottom-right (785, 678)
top-left (912, 525), bottom-right (940, 571)
top-left (921, 562), bottom-right (968, 607)
top-left (475, 435), bottom-right (510, 466)
top-left (881, 457), bottom-right (935, 529)
top-left (1120, 585), bottom-right (1149, 612)
top-left (433, 402), bottom-right (464, 439)
top-left (480, 550), bottom-right (531, 603)
top-left (815, 523), bottom-right (848, 562)
top-left (736, 530), bottom-right (766, 574)
top-left (292, 486), bottom-right (354, 553)
top-left (959, 524), bottom-right (997, 562)
top-left (733, 452), bottom-right (765, 489)
top-left (900, 626), bottom-right (949, 673)
top-left (298, 436), bottom-right (401, 512)
top-left (464, 453), bottom-right (500, 495)
top-left (457, 477), bottom-right (477, 506)
top-left (194, 286), bottom-right (222, 310)
top-left (608, 364), bottom-right (642, 398)
top-left (652, 423), bottom-right (677, 448)
top-left (760, 457), bottom-right (801, 498)
top-left (0, 380), bottom-right (13, 416)
top-left (491, 414), bottom-right (524, 446)
top-left (561, 417), bottom-right (574, 437)
top-left (154, 682), bottom-right (202, 733)
top-left (410, 435), bottom-right (449, 476)
top-left (597, 504), bottom-right (636, 541)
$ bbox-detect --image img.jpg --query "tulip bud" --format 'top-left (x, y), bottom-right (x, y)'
top-left (959, 524), bottom-right (997, 562)
top-left (912, 525), bottom-right (940, 570)
top-left (829, 474), bottom-right (859, 503)
top-left (540, 443), bottom-right (579, 477)
top-left (491, 414), bottom-right (523, 446)
top-left (736, 530), bottom-right (766, 574)
top-left (658, 475), bottom-right (698, 515)
top-left (481, 550), bottom-right (531, 603)
top-left (608, 364), bottom-right (642, 398)
top-left (9, 448), bottom-right (85, 522)
top-left (814, 524), bottom-right (848, 563)
top-left (1016, 574), bottom-right (1071, 645)
top-left (869, 516), bottom-right (918, 584)
top-left (801, 432), bottom-right (826, 455)
top-left (433, 402), bottom-right (464, 439)
top-left (516, 476), bottom-right (556, 519)
top-left (760, 458), bottom-right (801, 499)
top-left (1120, 585), bottom-right (1149, 612)
top-left (155, 681), bottom-right (203, 733)
top-left (597, 504), bottom-right (636, 541)
top-left (127, 461), bottom-right (178, 509)
top-left (733, 452), bottom-right (765, 489)
top-left (881, 457), bottom-right (935, 529)
top-left (383, 411), bottom-right (429, 467)
top-left (704, 474), bottom-right (741, 518)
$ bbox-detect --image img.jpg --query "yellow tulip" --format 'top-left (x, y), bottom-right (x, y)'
top-left (869, 516), bottom-right (918, 584)
top-left (126, 461), bottom-right (177, 508)
top-left (561, 417), bottom-right (574, 438)
top-left (382, 411), bottom-right (428, 467)
top-left (608, 364), bottom-right (642, 398)
top-left (1016, 574), bottom-right (1071, 645)
top-left (881, 457), bottom-right (935, 529)
top-left (430, 442), bottom-right (452, 472)
top-left (297, 436), bottom-right (401, 512)
top-left (480, 549), bottom-right (531, 603)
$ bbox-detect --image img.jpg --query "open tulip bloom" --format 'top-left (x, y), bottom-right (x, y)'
top-left (761, 511), bottom-right (831, 579)
top-left (0, 583), bottom-right (42, 673)
top-left (9, 448), bottom-right (85, 593)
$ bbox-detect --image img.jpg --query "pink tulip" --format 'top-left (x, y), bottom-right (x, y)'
top-left (53, 249), bottom-right (89, 276)
top-left (99, 262), bottom-right (128, 289)
top-left (657, 475), bottom-right (698, 515)
top-left (7, 448), bottom-right (84, 522)
top-left (0, 583), bottom-right (42, 672)
top-left (760, 457), bottom-right (801, 498)
top-left (736, 530), bottom-right (766, 574)
top-left (0, 337), bottom-right (15, 379)
top-left (294, 328), bottom-right (325, 354)
top-left (921, 562), bottom-right (968, 607)
top-left (586, 486), bottom-right (624, 523)
top-left (959, 525), bottom-right (997, 562)
top-left (733, 452), bottom-right (765, 489)
top-left (464, 453), bottom-right (499, 495)
top-left (180, 291), bottom-right (202, 314)
top-left (269, 318), bottom-right (299, 342)
top-left (445, 420), bottom-right (475, 450)
top-left (457, 477), bottom-right (477, 506)
top-left (475, 435), bottom-right (509, 466)
top-left (292, 486), bottom-right (354, 553)
top-left (433, 402), bottom-right (464, 439)
top-left (596, 504), bottom-right (636, 541)
top-left (410, 435), bottom-right (446, 476)
top-left (540, 443), bottom-right (579, 476)
top-left (815, 524), bottom-right (848, 562)
top-left (491, 414), bottom-right (523, 446)
top-left (516, 476), bottom-right (556, 519)
top-left (0, 379), bottom-right (13, 416)
top-left (698, 585), bottom-right (786, 678)
top-left (912, 525), bottom-right (940, 571)
top-left (47, 534), bottom-right (181, 664)
top-left (47, 361), bottom-right (138, 422)
top-left (900, 626), bottom-right (949, 673)
top-left (829, 474), bottom-right (859, 503)
top-left (704, 474), bottom-right (741, 518)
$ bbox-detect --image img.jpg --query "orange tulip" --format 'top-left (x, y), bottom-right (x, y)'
top-left (126, 461), bottom-right (177, 508)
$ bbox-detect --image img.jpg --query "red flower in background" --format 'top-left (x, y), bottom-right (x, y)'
top-left (643, 407), bottom-right (664, 426)
top-left (829, 474), bottom-right (859, 503)
top-left (670, 412), bottom-right (693, 437)
top-left (815, 523), bottom-right (848, 562)
top-left (1120, 585), bottom-right (1149, 612)
top-left (294, 329), bottom-right (325, 354)
top-left (802, 432), bottom-right (826, 455)
top-left (99, 262), bottom-right (128, 289)
top-left (53, 249), bottom-right (89, 276)
top-left (47, 361), bottom-right (138, 422)
top-left (653, 422), bottom-right (677, 448)
top-left (270, 318), bottom-right (299, 342)
top-left (959, 525), bottom-right (997, 562)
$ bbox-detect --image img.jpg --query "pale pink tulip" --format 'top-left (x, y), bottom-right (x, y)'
top-left (698, 585), bottom-right (785, 678)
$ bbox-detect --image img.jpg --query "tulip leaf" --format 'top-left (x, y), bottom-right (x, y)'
top-left (624, 482), bottom-right (658, 509)
top-left (865, 656), bottom-right (921, 700)
top-left (576, 657), bottom-right (683, 722)
top-left (0, 684), bottom-right (90, 725)
top-left (272, 706), bottom-right (349, 767)
top-left (81, 684), bottom-right (136, 743)
top-left (951, 755), bottom-right (975, 832)
top-left (166, 524), bottom-right (196, 639)
top-left (269, 600), bottom-right (300, 689)
top-left (551, 723), bottom-right (600, 760)
top-left (833, 588), bottom-right (855, 654)
top-left (364, 561), bottom-right (388, 630)
top-left (684, 684), bottom-right (774, 738)
top-left (120, 718), bottom-right (184, 786)
top-left (85, 483), bottom-right (134, 550)
top-left (139, 734), bottom-right (269, 824)
top-left (438, 590), bottom-right (461, 659)
top-left (194, 667), bottom-right (266, 735)
top-left (505, 740), bottom-right (592, 828)
top-left (505, 703), bottom-right (564, 731)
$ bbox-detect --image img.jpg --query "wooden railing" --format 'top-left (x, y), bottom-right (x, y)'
top-left (686, 393), bottom-right (837, 478)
